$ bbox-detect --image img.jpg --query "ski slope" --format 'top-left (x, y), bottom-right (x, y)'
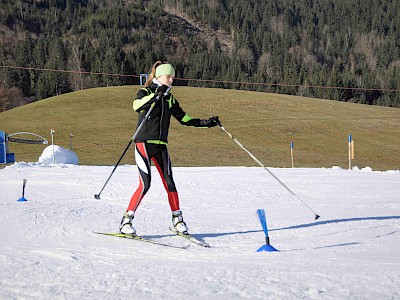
top-left (1, 163), bottom-right (399, 299)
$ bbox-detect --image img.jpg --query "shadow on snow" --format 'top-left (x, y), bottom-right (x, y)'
top-left (271, 215), bottom-right (400, 232)
top-left (145, 216), bottom-right (400, 241)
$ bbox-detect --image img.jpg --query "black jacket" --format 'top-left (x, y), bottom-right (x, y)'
top-left (133, 83), bottom-right (207, 144)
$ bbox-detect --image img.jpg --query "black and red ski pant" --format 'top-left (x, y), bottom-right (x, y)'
top-left (127, 142), bottom-right (180, 212)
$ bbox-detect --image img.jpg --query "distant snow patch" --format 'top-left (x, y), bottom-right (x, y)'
top-left (332, 166), bottom-right (343, 170)
top-left (361, 166), bottom-right (373, 172)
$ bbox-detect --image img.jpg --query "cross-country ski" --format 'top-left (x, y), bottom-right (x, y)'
top-left (170, 228), bottom-right (210, 248)
top-left (94, 232), bottom-right (190, 249)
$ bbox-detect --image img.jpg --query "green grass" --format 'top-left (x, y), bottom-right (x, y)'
top-left (1, 86), bottom-right (399, 170)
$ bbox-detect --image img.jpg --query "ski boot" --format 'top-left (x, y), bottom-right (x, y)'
top-left (119, 210), bottom-right (136, 235)
top-left (172, 210), bottom-right (188, 234)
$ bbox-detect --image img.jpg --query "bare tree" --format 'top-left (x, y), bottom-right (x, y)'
top-left (238, 46), bottom-right (255, 73)
top-left (67, 37), bottom-right (84, 91)
top-left (270, 15), bottom-right (287, 37)
top-left (257, 52), bottom-right (273, 78)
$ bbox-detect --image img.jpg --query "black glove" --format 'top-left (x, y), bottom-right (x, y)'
top-left (200, 116), bottom-right (220, 127)
top-left (156, 85), bottom-right (170, 97)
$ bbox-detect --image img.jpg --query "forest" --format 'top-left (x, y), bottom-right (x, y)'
top-left (0, 0), bottom-right (399, 111)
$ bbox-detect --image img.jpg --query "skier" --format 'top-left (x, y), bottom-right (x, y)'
top-left (119, 61), bottom-right (219, 235)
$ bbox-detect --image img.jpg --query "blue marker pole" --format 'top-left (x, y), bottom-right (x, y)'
top-left (348, 134), bottom-right (352, 170)
top-left (290, 141), bottom-right (294, 168)
top-left (256, 209), bottom-right (278, 252)
top-left (17, 179), bottom-right (28, 202)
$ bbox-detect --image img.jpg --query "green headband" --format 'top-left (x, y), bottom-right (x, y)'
top-left (155, 64), bottom-right (175, 78)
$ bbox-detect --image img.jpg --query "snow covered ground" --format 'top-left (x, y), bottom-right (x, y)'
top-left (1, 163), bottom-right (399, 299)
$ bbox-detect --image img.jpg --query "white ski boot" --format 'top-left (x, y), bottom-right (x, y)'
top-left (172, 210), bottom-right (188, 234)
top-left (119, 210), bottom-right (136, 235)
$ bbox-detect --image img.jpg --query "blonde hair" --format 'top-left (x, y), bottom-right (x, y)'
top-left (145, 61), bottom-right (163, 86)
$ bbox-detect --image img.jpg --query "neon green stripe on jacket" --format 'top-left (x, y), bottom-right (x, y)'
top-left (146, 140), bottom-right (168, 145)
top-left (166, 94), bottom-right (176, 108)
top-left (133, 93), bottom-right (154, 111)
top-left (180, 114), bottom-right (206, 128)
top-left (181, 114), bottom-right (193, 123)
top-left (133, 90), bottom-right (154, 111)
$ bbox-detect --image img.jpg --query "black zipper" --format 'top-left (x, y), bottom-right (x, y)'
top-left (159, 95), bottom-right (164, 141)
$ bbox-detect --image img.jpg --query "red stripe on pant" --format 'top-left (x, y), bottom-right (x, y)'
top-left (127, 142), bottom-right (180, 212)
top-left (152, 157), bottom-right (180, 212)
top-left (127, 143), bottom-right (148, 211)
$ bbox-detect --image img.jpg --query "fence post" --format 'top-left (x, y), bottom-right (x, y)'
top-left (290, 141), bottom-right (294, 168)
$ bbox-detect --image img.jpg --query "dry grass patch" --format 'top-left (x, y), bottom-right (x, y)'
top-left (1, 86), bottom-right (399, 170)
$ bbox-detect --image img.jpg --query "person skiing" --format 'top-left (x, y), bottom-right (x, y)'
top-left (119, 61), bottom-right (219, 235)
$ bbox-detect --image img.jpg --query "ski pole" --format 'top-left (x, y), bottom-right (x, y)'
top-left (217, 121), bottom-right (320, 220)
top-left (94, 100), bottom-right (157, 200)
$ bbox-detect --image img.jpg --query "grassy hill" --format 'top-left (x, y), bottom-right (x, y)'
top-left (0, 86), bottom-right (399, 170)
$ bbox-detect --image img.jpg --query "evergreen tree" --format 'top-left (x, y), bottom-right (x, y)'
top-left (37, 37), bottom-right (70, 99)
top-left (0, 0), bottom-right (399, 106)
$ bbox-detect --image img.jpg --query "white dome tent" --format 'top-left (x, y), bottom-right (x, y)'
top-left (39, 145), bottom-right (78, 165)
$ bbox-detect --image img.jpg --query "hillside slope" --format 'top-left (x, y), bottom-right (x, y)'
top-left (0, 86), bottom-right (399, 169)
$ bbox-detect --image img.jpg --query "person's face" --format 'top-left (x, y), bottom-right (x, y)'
top-left (157, 74), bottom-right (174, 86)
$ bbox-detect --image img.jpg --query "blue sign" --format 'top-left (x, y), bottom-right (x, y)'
top-left (0, 130), bottom-right (15, 164)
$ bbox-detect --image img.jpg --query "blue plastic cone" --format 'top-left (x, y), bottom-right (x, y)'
top-left (256, 209), bottom-right (278, 252)
top-left (257, 245), bottom-right (278, 252)
top-left (17, 197), bottom-right (28, 202)
top-left (257, 237), bottom-right (278, 252)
